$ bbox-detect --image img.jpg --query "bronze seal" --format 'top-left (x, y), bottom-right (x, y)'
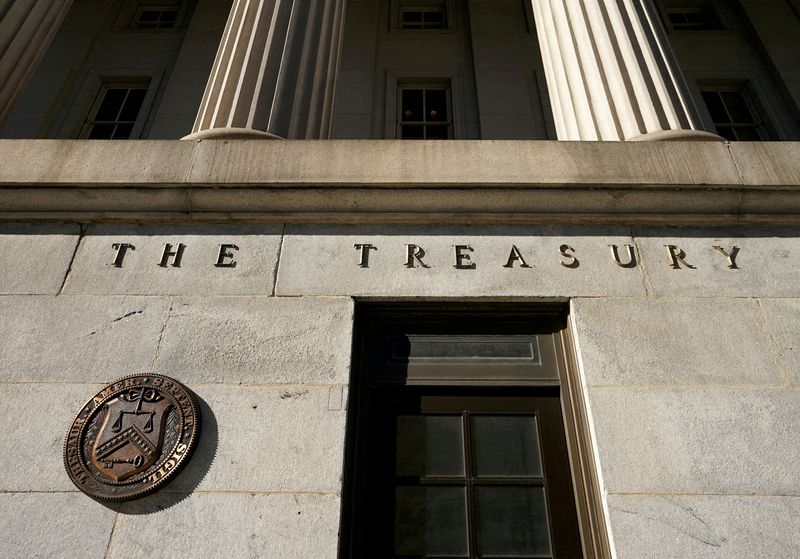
top-left (63, 374), bottom-right (200, 501)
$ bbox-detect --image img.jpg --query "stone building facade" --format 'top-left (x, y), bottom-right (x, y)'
top-left (1, 0), bottom-right (800, 558)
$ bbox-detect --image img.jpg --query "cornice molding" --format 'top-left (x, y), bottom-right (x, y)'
top-left (0, 140), bottom-right (797, 225)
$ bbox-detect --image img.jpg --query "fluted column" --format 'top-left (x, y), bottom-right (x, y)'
top-left (530, 0), bottom-right (722, 141)
top-left (186, 0), bottom-right (346, 140)
top-left (0, 0), bottom-right (74, 126)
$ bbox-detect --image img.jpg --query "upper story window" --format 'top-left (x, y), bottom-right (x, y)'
top-left (699, 83), bottom-right (772, 140)
top-left (394, 0), bottom-right (450, 32)
top-left (398, 84), bottom-right (452, 139)
top-left (80, 80), bottom-right (150, 139)
top-left (659, 0), bottom-right (726, 31)
top-left (113, 0), bottom-right (187, 32)
top-left (400, 3), bottom-right (447, 30)
top-left (133, 6), bottom-right (180, 30)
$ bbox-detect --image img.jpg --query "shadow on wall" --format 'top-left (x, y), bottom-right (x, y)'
top-left (104, 392), bottom-right (218, 514)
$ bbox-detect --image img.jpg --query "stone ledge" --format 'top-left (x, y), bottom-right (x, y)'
top-left (0, 140), bottom-right (797, 224)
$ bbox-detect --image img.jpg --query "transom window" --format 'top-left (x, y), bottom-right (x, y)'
top-left (398, 84), bottom-right (452, 139)
top-left (700, 85), bottom-right (770, 141)
top-left (80, 81), bottom-right (149, 139)
top-left (659, 0), bottom-right (725, 31)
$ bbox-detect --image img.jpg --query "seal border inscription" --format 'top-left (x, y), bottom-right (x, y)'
top-left (63, 373), bottom-right (200, 501)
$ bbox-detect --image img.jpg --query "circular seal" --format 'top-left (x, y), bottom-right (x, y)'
top-left (63, 374), bottom-right (200, 501)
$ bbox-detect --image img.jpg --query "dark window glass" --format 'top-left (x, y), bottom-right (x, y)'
top-left (95, 89), bottom-right (126, 121)
top-left (401, 89), bottom-right (423, 122)
top-left (663, 1), bottom-right (724, 30)
top-left (400, 6), bottom-right (447, 30)
top-left (475, 486), bottom-right (551, 556)
top-left (87, 124), bottom-right (115, 139)
top-left (396, 415), bottom-right (465, 476)
top-left (399, 86), bottom-right (451, 139)
top-left (113, 123), bottom-right (134, 139)
top-left (83, 84), bottom-right (148, 140)
top-left (701, 86), bottom-right (767, 141)
top-left (134, 7), bottom-right (181, 30)
top-left (395, 486), bottom-right (469, 555)
top-left (471, 415), bottom-right (542, 477)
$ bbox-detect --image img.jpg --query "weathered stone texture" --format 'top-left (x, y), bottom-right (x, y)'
top-left (571, 298), bottom-right (784, 386)
top-left (0, 493), bottom-right (116, 558)
top-left (0, 295), bottom-right (169, 382)
top-left (277, 225), bottom-right (646, 297)
top-left (0, 383), bottom-right (103, 491)
top-left (63, 224), bottom-right (282, 295)
top-left (109, 493), bottom-right (341, 559)
top-left (0, 223), bottom-right (79, 294)
top-left (155, 296), bottom-right (354, 384)
top-left (759, 298), bottom-right (800, 384)
top-left (635, 227), bottom-right (800, 297)
top-left (607, 495), bottom-right (800, 559)
top-left (588, 387), bottom-right (800, 495)
top-left (171, 385), bottom-right (347, 493)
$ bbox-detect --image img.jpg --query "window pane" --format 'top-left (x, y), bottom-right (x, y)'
top-left (139, 10), bottom-right (160, 22)
top-left (395, 486), bottom-right (468, 555)
top-left (423, 10), bottom-right (445, 28)
top-left (401, 125), bottom-right (424, 139)
top-left (720, 91), bottom-right (754, 124)
top-left (701, 91), bottom-right (729, 123)
top-left (119, 89), bottom-right (146, 121)
top-left (112, 123), bottom-right (134, 139)
top-left (95, 89), bottom-right (127, 121)
top-left (426, 89), bottom-right (447, 122)
top-left (425, 124), bottom-right (449, 139)
top-left (472, 415), bottom-right (542, 477)
top-left (401, 89), bottom-right (423, 121)
top-left (476, 486), bottom-right (552, 557)
top-left (715, 125), bottom-right (735, 141)
top-left (397, 415), bottom-right (464, 476)
top-left (733, 126), bottom-right (760, 141)
top-left (87, 124), bottom-right (115, 139)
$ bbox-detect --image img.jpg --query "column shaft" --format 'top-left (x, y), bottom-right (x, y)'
top-left (0, 0), bottom-right (74, 126)
top-left (531, 0), bottom-right (720, 140)
top-left (189, 0), bottom-right (346, 140)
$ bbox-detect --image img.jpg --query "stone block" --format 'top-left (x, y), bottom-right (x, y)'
top-left (0, 493), bottom-right (116, 559)
top-left (635, 227), bottom-right (800, 297)
top-left (109, 493), bottom-right (341, 559)
top-left (587, 387), bottom-right (800, 495)
top-left (276, 225), bottom-right (646, 297)
top-left (730, 142), bottom-right (800, 186)
top-left (571, 298), bottom-right (784, 386)
top-left (0, 140), bottom-right (194, 185)
top-left (0, 223), bottom-right (79, 294)
top-left (0, 383), bottom-right (103, 491)
top-left (759, 298), bottom-right (800, 384)
top-left (63, 224), bottom-right (282, 295)
top-left (186, 139), bottom-right (740, 187)
top-left (171, 385), bottom-right (347, 493)
top-left (0, 295), bottom-right (169, 382)
top-left (155, 297), bottom-right (354, 384)
top-left (607, 494), bottom-right (800, 559)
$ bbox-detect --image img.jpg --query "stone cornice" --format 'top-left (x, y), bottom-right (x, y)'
top-left (0, 139), bottom-right (797, 225)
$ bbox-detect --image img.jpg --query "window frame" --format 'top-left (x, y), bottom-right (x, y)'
top-left (397, 82), bottom-right (454, 140)
top-left (695, 80), bottom-right (776, 141)
top-left (657, 0), bottom-right (728, 33)
top-left (339, 303), bottom-right (610, 559)
top-left (390, 0), bottom-right (455, 33)
top-left (78, 78), bottom-right (152, 140)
